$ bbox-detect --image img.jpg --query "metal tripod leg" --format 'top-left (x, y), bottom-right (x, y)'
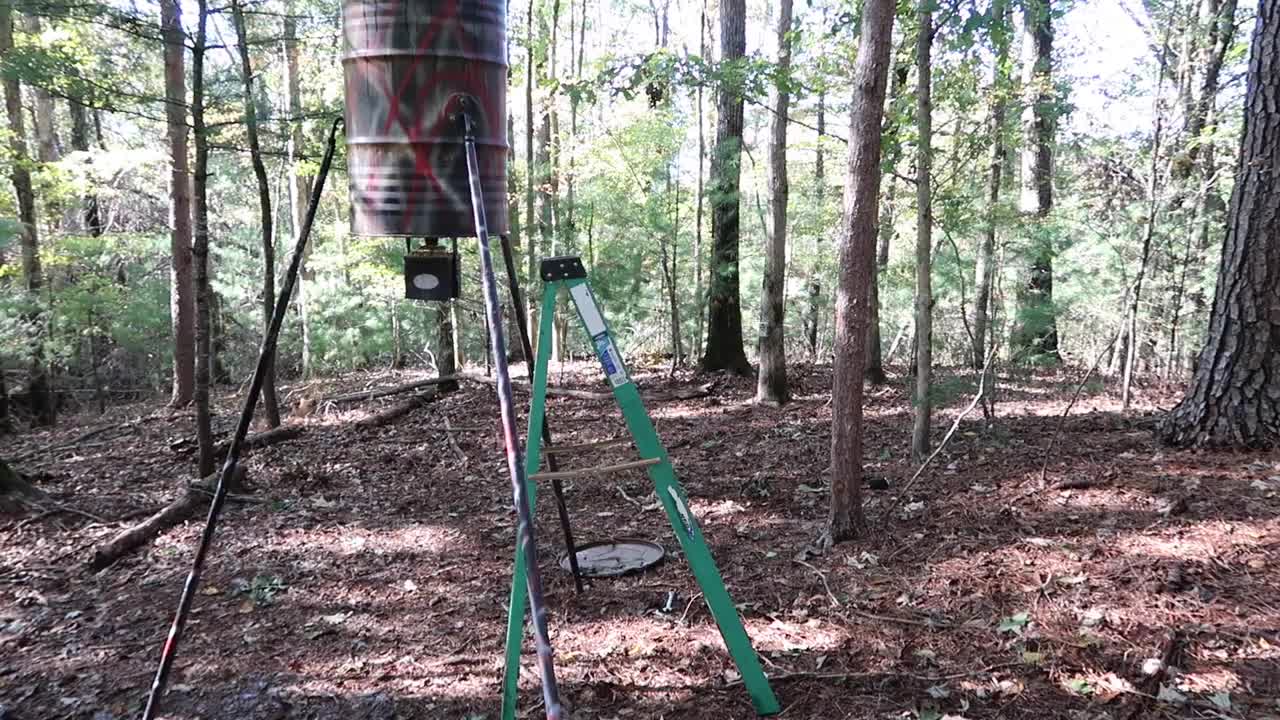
top-left (499, 234), bottom-right (584, 592)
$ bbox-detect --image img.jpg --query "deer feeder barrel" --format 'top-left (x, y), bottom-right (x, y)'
top-left (342, 0), bottom-right (509, 238)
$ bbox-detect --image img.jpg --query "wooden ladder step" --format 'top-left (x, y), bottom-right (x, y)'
top-left (541, 437), bottom-right (634, 455)
top-left (530, 457), bottom-right (660, 482)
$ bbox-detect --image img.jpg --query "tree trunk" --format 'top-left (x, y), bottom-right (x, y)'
top-left (756, 0), bottom-right (793, 404)
top-left (661, 166), bottom-right (686, 367)
top-left (974, 0), bottom-right (1010, 370)
top-left (283, 14), bottom-right (316, 380)
top-left (866, 51), bottom-right (908, 383)
top-left (1123, 25), bottom-right (1172, 410)
top-left (2, 6), bottom-right (53, 427)
top-left (161, 0), bottom-right (194, 407)
top-left (68, 100), bottom-right (102, 236)
top-left (806, 89), bottom-right (824, 362)
top-left (1160, 0), bottom-right (1280, 448)
top-left (230, 1), bottom-right (281, 428)
top-left (192, 0), bottom-right (215, 476)
top-left (437, 302), bottom-right (457, 376)
top-left (525, 0), bottom-right (540, 352)
top-left (23, 17), bottom-right (59, 166)
top-left (701, 0), bottom-right (751, 374)
top-left (694, 0), bottom-right (708, 359)
top-left (1012, 0), bottom-right (1060, 363)
top-left (829, 0), bottom-right (896, 544)
top-left (911, 7), bottom-right (934, 463)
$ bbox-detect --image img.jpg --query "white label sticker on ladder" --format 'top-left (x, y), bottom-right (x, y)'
top-left (594, 335), bottom-right (629, 387)
top-left (570, 283), bottom-right (608, 337)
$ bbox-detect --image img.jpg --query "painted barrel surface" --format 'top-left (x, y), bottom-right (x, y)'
top-left (343, 0), bottom-right (509, 237)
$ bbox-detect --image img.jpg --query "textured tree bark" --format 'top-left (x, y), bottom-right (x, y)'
top-left (231, 0), bottom-right (281, 428)
top-left (1, 6), bottom-right (53, 427)
top-left (829, 0), bottom-right (896, 544)
top-left (1012, 0), bottom-right (1060, 363)
top-left (192, 0), bottom-right (215, 477)
top-left (974, 0), bottom-right (1010, 370)
top-left (1160, 0), bottom-right (1280, 448)
top-left (437, 302), bottom-right (457, 377)
top-left (701, 0), bottom-right (751, 374)
top-left (756, 0), bottom-right (793, 405)
top-left (911, 7), bottom-right (934, 463)
top-left (161, 0), bottom-right (195, 407)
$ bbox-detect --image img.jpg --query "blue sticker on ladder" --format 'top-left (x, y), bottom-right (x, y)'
top-left (594, 334), bottom-right (628, 387)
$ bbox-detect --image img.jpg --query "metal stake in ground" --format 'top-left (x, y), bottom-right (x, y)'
top-left (462, 106), bottom-right (563, 720)
top-left (141, 118), bottom-right (344, 720)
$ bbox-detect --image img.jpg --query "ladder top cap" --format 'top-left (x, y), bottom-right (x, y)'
top-left (540, 255), bottom-right (588, 282)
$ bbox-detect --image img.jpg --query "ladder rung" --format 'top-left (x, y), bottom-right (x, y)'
top-left (530, 457), bottom-right (660, 482)
top-left (542, 437), bottom-right (634, 455)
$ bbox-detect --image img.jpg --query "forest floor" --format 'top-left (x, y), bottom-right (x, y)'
top-left (2, 362), bottom-right (1278, 720)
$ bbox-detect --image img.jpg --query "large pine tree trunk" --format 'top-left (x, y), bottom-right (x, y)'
top-left (2, 6), bottom-right (53, 427)
top-left (911, 6), bottom-right (933, 463)
top-left (756, 0), bottom-right (793, 404)
top-left (230, 0), bottom-right (281, 428)
top-left (1012, 0), bottom-right (1061, 363)
top-left (829, 0), bottom-right (896, 544)
top-left (192, 0), bottom-right (215, 476)
top-left (1160, 0), bottom-right (1280, 448)
top-left (162, 0), bottom-right (195, 406)
top-left (701, 0), bottom-right (751, 374)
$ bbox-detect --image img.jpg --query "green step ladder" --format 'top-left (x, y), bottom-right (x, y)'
top-left (500, 255), bottom-right (780, 719)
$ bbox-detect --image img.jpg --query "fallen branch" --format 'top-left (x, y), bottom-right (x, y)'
top-left (354, 389), bottom-right (444, 429)
top-left (211, 424), bottom-right (303, 459)
top-left (87, 466), bottom-right (248, 573)
top-left (883, 344), bottom-right (999, 518)
top-left (325, 375), bottom-right (460, 405)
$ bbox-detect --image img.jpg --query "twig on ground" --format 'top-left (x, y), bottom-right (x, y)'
top-left (724, 661), bottom-right (1023, 687)
top-left (441, 414), bottom-right (468, 466)
top-left (618, 485), bottom-right (645, 509)
top-left (883, 344), bottom-right (999, 518)
top-left (794, 559), bottom-right (842, 607)
top-left (2, 504), bottom-right (109, 532)
top-left (677, 592), bottom-right (704, 625)
top-left (1037, 328), bottom-right (1123, 486)
top-left (8, 422), bottom-right (137, 463)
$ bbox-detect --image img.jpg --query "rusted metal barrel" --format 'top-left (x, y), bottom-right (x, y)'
top-left (342, 0), bottom-right (509, 238)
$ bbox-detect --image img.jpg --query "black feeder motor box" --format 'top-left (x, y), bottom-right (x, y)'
top-left (404, 245), bottom-right (460, 301)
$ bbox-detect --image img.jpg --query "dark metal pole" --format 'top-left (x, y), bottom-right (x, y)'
top-left (141, 118), bottom-right (344, 720)
top-left (464, 109), bottom-right (563, 720)
top-left (498, 237), bottom-right (584, 592)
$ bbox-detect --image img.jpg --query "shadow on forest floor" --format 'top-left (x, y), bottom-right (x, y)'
top-left (2, 363), bottom-right (1277, 719)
